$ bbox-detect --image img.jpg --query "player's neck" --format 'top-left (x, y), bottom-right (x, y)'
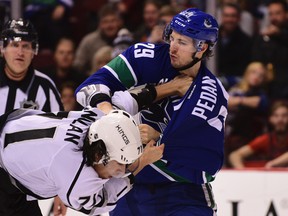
top-left (180, 61), bottom-right (201, 78)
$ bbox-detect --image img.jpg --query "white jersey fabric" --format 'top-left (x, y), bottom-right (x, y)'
top-left (0, 108), bottom-right (133, 215)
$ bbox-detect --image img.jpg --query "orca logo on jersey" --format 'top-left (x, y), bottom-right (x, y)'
top-left (115, 125), bottom-right (130, 145)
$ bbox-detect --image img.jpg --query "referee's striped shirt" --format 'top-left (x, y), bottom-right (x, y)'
top-left (0, 60), bottom-right (64, 114)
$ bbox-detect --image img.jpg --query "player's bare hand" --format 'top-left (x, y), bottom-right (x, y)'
top-left (53, 196), bottom-right (67, 216)
top-left (171, 74), bottom-right (193, 97)
top-left (139, 124), bottom-right (160, 144)
top-left (141, 140), bottom-right (164, 165)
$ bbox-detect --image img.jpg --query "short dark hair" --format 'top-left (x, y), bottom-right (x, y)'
top-left (53, 37), bottom-right (75, 53)
top-left (143, 0), bottom-right (163, 10)
top-left (221, 3), bottom-right (242, 15)
top-left (267, 0), bottom-right (288, 12)
top-left (82, 136), bottom-right (108, 166)
top-left (99, 3), bottom-right (121, 20)
top-left (269, 100), bottom-right (288, 116)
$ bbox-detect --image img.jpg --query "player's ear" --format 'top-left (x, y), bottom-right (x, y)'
top-left (201, 43), bottom-right (208, 52)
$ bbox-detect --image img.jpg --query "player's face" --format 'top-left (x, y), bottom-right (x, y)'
top-left (3, 40), bottom-right (34, 81)
top-left (269, 106), bottom-right (288, 133)
top-left (96, 160), bottom-right (126, 179)
top-left (169, 31), bottom-right (196, 68)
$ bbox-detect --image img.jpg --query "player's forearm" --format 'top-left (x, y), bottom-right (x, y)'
top-left (127, 158), bottom-right (145, 176)
top-left (128, 153), bottom-right (158, 176)
top-left (155, 74), bottom-right (193, 101)
top-left (154, 83), bottom-right (178, 101)
top-left (127, 141), bottom-right (164, 175)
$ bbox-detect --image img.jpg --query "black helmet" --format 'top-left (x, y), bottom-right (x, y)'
top-left (1, 18), bottom-right (39, 54)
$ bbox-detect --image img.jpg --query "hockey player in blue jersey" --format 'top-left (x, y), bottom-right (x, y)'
top-left (76, 8), bottom-right (228, 216)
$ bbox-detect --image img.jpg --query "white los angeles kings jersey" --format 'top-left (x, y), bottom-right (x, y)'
top-left (0, 108), bottom-right (134, 215)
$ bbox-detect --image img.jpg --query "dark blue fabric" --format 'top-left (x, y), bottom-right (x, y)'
top-left (110, 182), bottom-right (215, 216)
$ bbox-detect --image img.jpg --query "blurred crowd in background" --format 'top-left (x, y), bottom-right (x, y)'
top-left (1, 0), bottom-right (288, 168)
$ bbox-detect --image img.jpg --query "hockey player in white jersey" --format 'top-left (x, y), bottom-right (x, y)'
top-left (0, 108), bottom-right (164, 215)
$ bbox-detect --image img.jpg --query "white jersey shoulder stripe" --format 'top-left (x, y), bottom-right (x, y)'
top-left (216, 78), bottom-right (229, 100)
top-left (103, 65), bottom-right (120, 81)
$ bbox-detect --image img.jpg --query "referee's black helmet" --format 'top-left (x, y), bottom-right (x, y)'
top-left (0, 18), bottom-right (39, 54)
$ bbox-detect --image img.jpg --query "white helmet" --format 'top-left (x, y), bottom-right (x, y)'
top-left (88, 110), bottom-right (143, 165)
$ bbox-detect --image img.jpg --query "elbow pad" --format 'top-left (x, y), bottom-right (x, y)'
top-left (76, 84), bottom-right (111, 107)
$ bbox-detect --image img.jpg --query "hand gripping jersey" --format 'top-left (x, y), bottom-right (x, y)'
top-left (0, 108), bottom-right (134, 215)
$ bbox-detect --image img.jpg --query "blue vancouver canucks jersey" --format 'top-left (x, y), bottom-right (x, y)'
top-left (77, 43), bottom-right (179, 92)
top-left (76, 43), bottom-right (180, 132)
top-left (76, 43), bottom-right (228, 184)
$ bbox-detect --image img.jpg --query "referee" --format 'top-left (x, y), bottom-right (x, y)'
top-left (0, 18), bottom-right (63, 216)
top-left (0, 18), bottom-right (63, 114)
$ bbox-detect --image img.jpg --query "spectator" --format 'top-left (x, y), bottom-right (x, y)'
top-left (216, 3), bottom-right (253, 83)
top-left (0, 0), bottom-right (10, 32)
top-left (0, 18), bottom-right (63, 113)
top-left (229, 100), bottom-right (288, 168)
top-left (133, 0), bottom-right (162, 42)
top-left (0, 18), bottom-right (63, 215)
top-left (41, 37), bottom-right (86, 89)
top-left (217, 0), bottom-right (255, 36)
top-left (90, 45), bottom-right (113, 76)
top-left (265, 151), bottom-right (288, 168)
top-left (225, 62), bottom-right (270, 166)
top-left (23, 0), bottom-right (74, 50)
top-left (73, 3), bottom-right (123, 74)
top-left (251, 0), bottom-right (288, 99)
top-left (169, 0), bottom-right (195, 12)
top-left (113, 0), bottom-right (144, 32)
top-left (112, 28), bottom-right (134, 58)
top-left (148, 4), bottom-right (177, 43)
top-left (60, 81), bottom-right (82, 111)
